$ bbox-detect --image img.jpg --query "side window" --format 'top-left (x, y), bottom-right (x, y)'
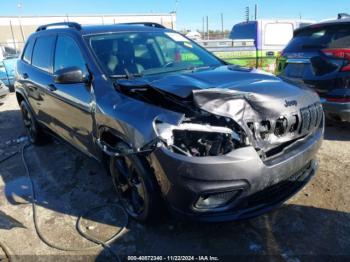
top-left (22, 38), bottom-right (35, 64)
top-left (32, 35), bottom-right (56, 72)
top-left (264, 23), bottom-right (294, 46)
top-left (328, 27), bottom-right (350, 48)
top-left (229, 22), bottom-right (257, 41)
top-left (54, 35), bottom-right (87, 74)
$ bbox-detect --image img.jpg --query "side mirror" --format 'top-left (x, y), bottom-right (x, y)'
top-left (54, 66), bottom-right (86, 84)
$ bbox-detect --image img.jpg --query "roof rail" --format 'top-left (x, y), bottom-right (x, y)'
top-left (36, 22), bottom-right (82, 32)
top-left (118, 22), bottom-right (166, 29)
top-left (338, 13), bottom-right (350, 19)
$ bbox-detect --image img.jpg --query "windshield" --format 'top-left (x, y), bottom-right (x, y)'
top-left (89, 31), bottom-right (223, 77)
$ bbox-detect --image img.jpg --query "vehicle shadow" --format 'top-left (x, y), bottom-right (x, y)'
top-left (324, 119), bottom-right (350, 141)
top-left (97, 204), bottom-right (350, 260)
top-left (2, 141), bottom-right (349, 260)
top-left (0, 109), bottom-right (25, 143)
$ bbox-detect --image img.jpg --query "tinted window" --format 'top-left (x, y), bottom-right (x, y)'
top-left (23, 38), bottom-right (35, 64)
top-left (229, 22), bottom-right (257, 40)
top-left (284, 25), bottom-right (350, 52)
top-left (299, 22), bottom-right (313, 28)
top-left (32, 35), bottom-right (56, 72)
top-left (54, 36), bottom-right (86, 74)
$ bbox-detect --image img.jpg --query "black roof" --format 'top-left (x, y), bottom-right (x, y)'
top-left (34, 22), bottom-right (171, 36)
top-left (81, 24), bottom-right (171, 35)
top-left (294, 17), bottom-right (350, 35)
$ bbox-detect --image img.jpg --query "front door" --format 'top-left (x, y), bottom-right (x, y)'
top-left (48, 34), bottom-right (95, 156)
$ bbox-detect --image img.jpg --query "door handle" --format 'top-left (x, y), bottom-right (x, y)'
top-left (22, 73), bottom-right (28, 79)
top-left (47, 84), bottom-right (57, 91)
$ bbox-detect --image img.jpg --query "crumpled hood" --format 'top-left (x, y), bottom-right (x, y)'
top-left (142, 65), bottom-right (320, 115)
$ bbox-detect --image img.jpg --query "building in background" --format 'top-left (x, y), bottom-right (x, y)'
top-left (0, 13), bottom-right (177, 53)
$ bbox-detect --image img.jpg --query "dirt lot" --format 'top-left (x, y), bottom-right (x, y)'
top-left (0, 93), bottom-right (349, 261)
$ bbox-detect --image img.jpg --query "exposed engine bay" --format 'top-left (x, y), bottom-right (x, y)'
top-left (116, 81), bottom-right (249, 157)
top-left (114, 67), bottom-right (323, 158)
top-left (155, 120), bottom-right (246, 157)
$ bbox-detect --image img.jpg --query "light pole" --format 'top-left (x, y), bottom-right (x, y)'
top-left (17, 2), bottom-right (25, 45)
top-left (175, 0), bottom-right (179, 14)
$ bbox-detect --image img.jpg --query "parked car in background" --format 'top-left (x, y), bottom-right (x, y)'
top-left (0, 57), bottom-right (17, 91)
top-left (16, 22), bottom-right (323, 222)
top-left (185, 30), bottom-right (202, 41)
top-left (0, 80), bottom-right (9, 103)
top-left (276, 15), bottom-right (350, 122)
top-left (198, 19), bottom-right (314, 72)
top-left (0, 44), bottom-right (19, 60)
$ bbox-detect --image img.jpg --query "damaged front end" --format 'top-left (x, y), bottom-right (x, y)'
top-left (155, 117), bottom-right (246, 157)
top-left (115, 79), bottom-right (250, 158)
top-left (192, 87), bottom-right (324, 160)
top-left (115, 71), bottom-right (323, 161)
top-left (108, 68), bottom-right (323, 220)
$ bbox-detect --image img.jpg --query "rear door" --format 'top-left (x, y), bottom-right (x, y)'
top-left (23, 34), bottom-right (57, 128)
top-left (276, 24), bottom-right (350, 96)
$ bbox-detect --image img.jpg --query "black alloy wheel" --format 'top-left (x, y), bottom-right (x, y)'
top-left (20, 100), bottom-right (46, 145)
top-left (109, 143), bottom-right (161, 222)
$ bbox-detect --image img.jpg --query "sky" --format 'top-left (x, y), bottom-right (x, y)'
top-left (0, 0), bottom-right (349, 30)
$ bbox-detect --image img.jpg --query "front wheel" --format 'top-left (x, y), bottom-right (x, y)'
top-left (109, 144), bottom-right (161, 222)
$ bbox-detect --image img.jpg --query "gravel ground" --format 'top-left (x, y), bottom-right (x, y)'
top-left (0, 93), bottom-right (349, 261)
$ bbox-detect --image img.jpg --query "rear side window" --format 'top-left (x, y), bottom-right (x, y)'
top-left (264, 23), bottom-right (294, 46)
top-left (284, 25), bottom-right (350, 52)
top-left (54, 35), bottom-right (87, 74)
top-left (32, 35), bottom-right (56, 72)
top-left (229, 22), bottom-right (257, 40)
top-left (22, 38), bottom-right (35, 64)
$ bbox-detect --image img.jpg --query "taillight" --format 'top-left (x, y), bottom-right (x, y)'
top-left (322, 48), bottom-right (350, 71)
top-left (326, 97), bottom-right (350, 103)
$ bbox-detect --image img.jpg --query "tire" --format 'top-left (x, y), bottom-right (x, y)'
top-left (109, 143), bottom-right (161, 222)
top-left (20, 100), bottom-right (47, 145)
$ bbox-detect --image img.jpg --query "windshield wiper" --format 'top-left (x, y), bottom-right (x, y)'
top-left (143, 65), bottom-right (217, 76)
top-left (110, 69), bottom-right (143, 80)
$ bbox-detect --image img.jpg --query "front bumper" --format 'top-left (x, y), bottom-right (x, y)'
top-left (150, 125), bottom-right (323, 222)
top-left (322, 100), bottom-right (350, 122)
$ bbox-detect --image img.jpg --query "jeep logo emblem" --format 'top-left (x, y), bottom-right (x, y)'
top-left (284, 100), bottom-right (298, 107)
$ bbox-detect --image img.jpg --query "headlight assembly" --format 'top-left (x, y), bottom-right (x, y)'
top-left (155, 121), bottom-right (244, 157)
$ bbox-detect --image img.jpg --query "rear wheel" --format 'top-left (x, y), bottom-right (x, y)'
top-left (109, 143), bottom-right (161, 222)
top-left (20, 100), bottom-right (47, 145)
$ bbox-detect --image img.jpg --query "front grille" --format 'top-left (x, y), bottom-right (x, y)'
top-left (300, 103), bottom-right (323, 134)
top-left (238, 162), bottom-right (312, 209)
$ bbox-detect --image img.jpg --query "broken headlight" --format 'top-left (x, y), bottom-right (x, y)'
top-left (155, 122), bottom-right (242, 157)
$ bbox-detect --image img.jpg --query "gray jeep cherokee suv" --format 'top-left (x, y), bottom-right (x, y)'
top-left (15, 22), bottom-right (324, 222)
